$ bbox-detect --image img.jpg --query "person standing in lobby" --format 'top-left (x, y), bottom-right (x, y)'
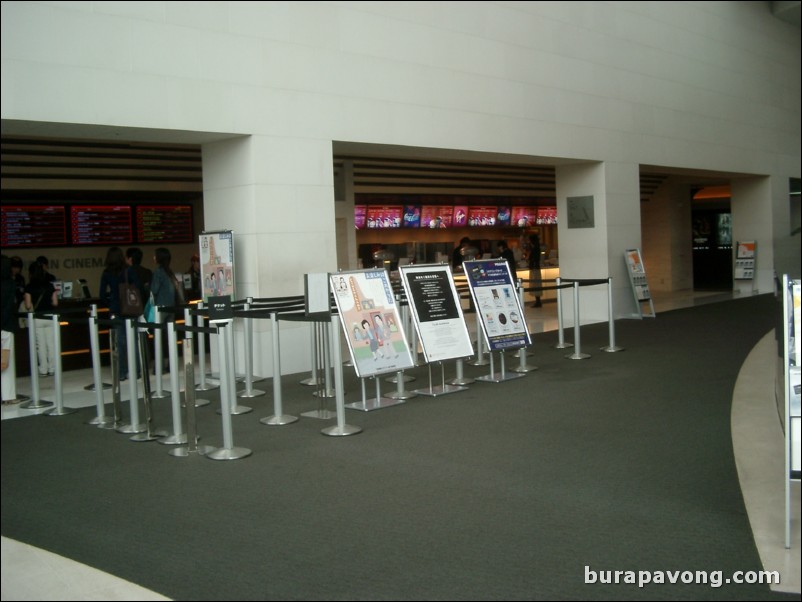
top-left (1, 255), bottom-right (21, 404)
top-left (23, 261), bottom-right (58, 376)
top-left (528, 233), bottom-right (543, 308)
top-left (99, 247), bottom-right (140, 381)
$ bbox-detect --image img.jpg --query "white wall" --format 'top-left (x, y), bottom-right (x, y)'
top-left (2, 0), bottom-right (800, 372)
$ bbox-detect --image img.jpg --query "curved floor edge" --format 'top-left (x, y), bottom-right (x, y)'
top-left (731, 331), bottom-right (801, 594)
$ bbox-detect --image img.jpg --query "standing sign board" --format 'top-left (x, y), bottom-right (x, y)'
top-left (331, 269), bottom-right (414, 378)
top-left (463, 259), bottom-right (531, 352)
top-left (200, 230), bottom-right (235, 302)
top-left (783, 276), bottom-right (801, 549)
top-left (399, 264), bottom-right (473, 363)
top-left (734, 241), bottom-right (757, 295)
top-left (624, 249), bottom-right (655, 318)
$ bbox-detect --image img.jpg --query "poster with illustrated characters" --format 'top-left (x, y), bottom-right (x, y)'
top-left (331, 269), bottom-right (415, 378)
top-left (400, 264), bottom-right (474, 363)
top-left (463, 259), bottom-right (531, 351)
top-left (199, 230), bottom-right (235, 302)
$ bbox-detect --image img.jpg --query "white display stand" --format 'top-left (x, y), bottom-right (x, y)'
top-left (783, 275), bottom-right (801, 549)
top-left (330, 269), bottom-right (415, 411)
top-left (734, 241), bottom-right (757, 295)
top-left (624, 249), bottom-right (655, 318)
top-left (399, 263), bottom-right (474, 396)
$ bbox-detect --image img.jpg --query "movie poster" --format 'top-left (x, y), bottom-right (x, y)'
top-left (199, 230), bottom-right (235, 302)
top-left (331, 269), bottom-right (415, 378)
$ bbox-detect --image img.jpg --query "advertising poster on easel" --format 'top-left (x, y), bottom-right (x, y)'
top-left (399, 264), bottom-right (474, 363)
top-left (331, 270), bottom-right (414, 378)
top-left (463, 259), bottom-right (531, 351)
top-left (199, 230), bottom-right (235, 302)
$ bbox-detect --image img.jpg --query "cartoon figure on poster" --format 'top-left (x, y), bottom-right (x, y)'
top-left (199, 231), bottom-right (235, 301)
top-left (331, 270), bottom-right (414, 377)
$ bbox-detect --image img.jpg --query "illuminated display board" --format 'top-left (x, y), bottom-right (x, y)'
top-left (136, 205), bottom-right (193, 243)
top-left (70, 205), bottom-right (133, 246)
top-left (1, 205), bottom-right (67, 247)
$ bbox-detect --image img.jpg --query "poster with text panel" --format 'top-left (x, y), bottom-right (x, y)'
top-left (331, 269), bottom-right (415, 378)
top-left (200, 230), bottom-right (236, 302)
top-left (400, 264), bottom-right (474, 363)
top-left (463, 259), bottom-right (531, 352)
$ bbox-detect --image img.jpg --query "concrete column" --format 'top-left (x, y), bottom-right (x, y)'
top-left (731, 176), bottom-right (778, 294)
top-left (201, 135), bottom-right (337, 376)
top-left (556, 161), bottom-right (641, 322)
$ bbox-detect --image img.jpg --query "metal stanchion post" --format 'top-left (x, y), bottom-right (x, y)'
top-left (195, 303), bottom-right (218, 391)
top-left (160, 322), bottom-right (188, 445)
top-left (151, 307), bottom-right (169, 399)
top-left (601, 277), bottom-right (624, 352)
top-left (19, 311), bottom-right (53, 410)
top-left (87, 312), bottom-right (114, 427)
top-left (109, 328), bottom-right (123, 426)
top-left (117, 318), bottom-right (146, 433)
top-left (313, 321), bottom-right (336, 398)
top-left (566, 281), bottom-right (590, 360)
top-left (469, 312), bottom-right (489, 366)
top-left (322, 313), bottom-right (362, 436)
top-left (170, 337), bottom-right (216, 457)
top-left (130, 329), bottom-right (164, 442)
top-left (224, 322), bottom-right (251, 415)
top-left (207, 324), bottom-right (252, 460)
top-left (260, 312), bottom-right (298, 425)
top-left (238, 300), bottom-right (265, 398)
top-left (84, 304), bottom-right (110, 392)
top-left (45, 313), bottom-right (77, 416)
top-left (512, 280), bottom-right (538, 374)
top-left (449, 358), bottom-right (475, 386)
top-left (300, 323), bottom-right (323, 384)
top-left (554, 277), bottom-right (572, 349)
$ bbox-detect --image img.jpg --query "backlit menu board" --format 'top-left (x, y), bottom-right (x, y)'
top-left (70, 205), bottom-right (133, 246)
top-left (511, 207), bottom-right (537, 227)
top-left (537, 207), bottom-right (557, 224)
top-left (136, 205), bottom-right (193, 243)
top-left (366, 206), bottom-right (402, 228)
top-left (468, 206), bottom-right (497, 226)
top-left (421, 205), bottom-right (454, 228)
top-left (1, 205), bottom-right (67, 247)
top-left (355, 205), bottom-right (367, 229)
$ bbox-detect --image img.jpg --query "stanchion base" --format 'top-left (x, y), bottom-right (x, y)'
top-left (116, 422), bottom-right (147, 434)
top-left (312, 389), bottom-right (337, 398)
top-left (251, 376), bottom-right (267, 384)
top-left (130, 432), bottom-right (162, 442)
top-left (225, 404), bottom-right (253, 415)
top-left (554, 342), bottom-right (574, 349)
top-left (301, 409), bottom-right (337, 419)
top-left (194, 398), bottom-right (211, 407)
top-left (414, 385), bottom-right (467, 397)
top-left (600, 346), bottom-right (625, 353)
top-left (260, 414), bottom-right (299, 426)
top-left (345, 397), bottom-right (406, 412)
top-left (237, 388), bottom-right (266, 398)
top-left (385, 374), bottom-right (416, 384)
top-left (169, 444), bottom-right (217, 458)
top-left (511, 364), bottom-right (538, 373)
top-left (45, 406), bottom-right (79, 416)
top-left (299, 377), bottom-right (323, 386)
top-left (87, 416), bottom-right (115, 428)
top-left (195, 383), bottom-right (219, 392)
top-left (206, 446), bottom-right (252, 461)
top-left (449, 377), bottom-right (475, 386)
top-left (150, 390), bottom-right (171, 399)
top-left (476, 372), bottom-right (526, 383)
top-left (321, 424), bottom-right (362, 437)
top-left (20, 399), bottom-right (54, 410)
top-left (159, 433), bottom-right (188, 445)
top-left (467, 357), bottom-right (490, 366)
top-left (84, 383), bottom-right (112, 391)
top-left (566, 352), bottom-right (592, 360)
top-left (15, 394), bottom-right (31, 402)
top-left (386, 390), bottom-right (419, 400)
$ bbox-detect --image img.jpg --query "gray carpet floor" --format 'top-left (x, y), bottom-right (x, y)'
top-left (1, 294), bottom-right (797, 601)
